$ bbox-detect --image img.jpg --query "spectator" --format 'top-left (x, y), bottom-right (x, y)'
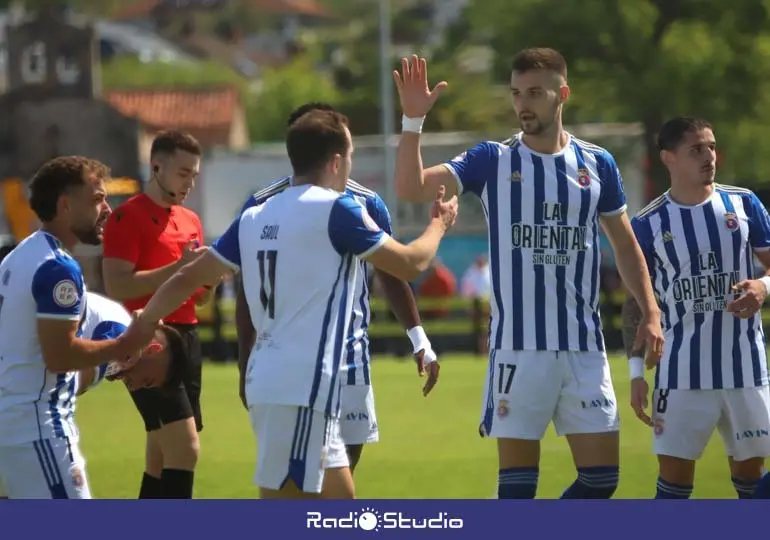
top-left (460, 255), bottom-right (490, 300)
top-left (418, 258), bottom-right (456, 319)
top-left (461, 255), bottom-right (491, 356)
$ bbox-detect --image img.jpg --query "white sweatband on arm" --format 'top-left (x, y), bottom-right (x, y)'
top-left (402, 115), bottom-right (425, 134)
top-left (760, 276), bottom-right (770, 295)
top-left (629, 356), bottom-right (644, 380)
top-left (407, 326), bottom-right (437, 365)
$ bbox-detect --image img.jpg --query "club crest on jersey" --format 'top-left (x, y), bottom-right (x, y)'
top-left (576, 168), bottom-right (591, 188)
top-left (724, 212), bottom-right (739, 231)
top-left (53, 279), bottom-right (79, 308)
top-left (497, 399), bottom-right (510, 418)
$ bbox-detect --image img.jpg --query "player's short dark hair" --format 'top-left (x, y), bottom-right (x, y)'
top-left (158, 324), bottom-right (188, 392)
top-left (657, 117), bottom-right (714, 152)
top-left (511, 47), bottom-right (567, 79)
top-left (286, 102), bottom-right (336, 127)
top-left (286, 109), bottom-right (350, 176)
top-left (29, 156), bottom-right (111, 222)
top-left (0, 243), bottom-right (15, 264)
top-left (150, 130), bottom-right (202, 159)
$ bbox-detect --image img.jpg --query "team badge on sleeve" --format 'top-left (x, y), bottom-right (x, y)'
top-left (53, 279), bottom-right (79, 308)
top-left (724, 212), bottom-right (739, 232)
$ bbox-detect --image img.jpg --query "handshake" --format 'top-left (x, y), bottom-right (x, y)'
top-left (106, 311), bottom-right (175, 392)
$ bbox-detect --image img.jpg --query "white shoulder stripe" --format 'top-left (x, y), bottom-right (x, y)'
top-left (637, 193), bottom-right (668, 218)
top-left (252, 177), bottom-right (291, 201)
top-left (346, 179), bottom-right (376, 197)
top-left (716, 183), bottom-right (752, 194)
top-left (572, 137), bottom-right (605, 154)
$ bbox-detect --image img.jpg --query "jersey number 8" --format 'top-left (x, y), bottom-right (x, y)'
top-left (257, 250), bottom-right (277, 319)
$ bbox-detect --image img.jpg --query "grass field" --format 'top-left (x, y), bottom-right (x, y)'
top-left (78, 354), bottom-right (744, 499)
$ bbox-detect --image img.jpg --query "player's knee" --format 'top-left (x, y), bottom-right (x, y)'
top-left (497, 467), bottom-right (538, 499)
top-left (160, 432), bottom-right (200, 469)
top-left (561, 466), bottom-right (619, 499)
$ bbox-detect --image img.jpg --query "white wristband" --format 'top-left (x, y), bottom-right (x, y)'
top-left (760, 276), bottom-right (770, 295)
top-left (402, 115), bottom-right (425, 133)
top-left (407, 326), bottom-right (430, 353)
top-left (629, 356), bottom-right (644, 380)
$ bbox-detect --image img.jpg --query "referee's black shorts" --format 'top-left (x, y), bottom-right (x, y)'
top-left (129, 323), bottom-right (204, 433)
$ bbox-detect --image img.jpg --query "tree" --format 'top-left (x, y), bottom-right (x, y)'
top-left (466, 0), bottom-right (770, 191)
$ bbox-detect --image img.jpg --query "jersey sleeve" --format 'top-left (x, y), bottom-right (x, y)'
top-left (746, 192), bottom-right (770, 252)
top-left (328, 196), bottom-right (390, 257)
top-left (631, 216), bottom-right (655, 272)
top-left (31, 258), bottom-right (85, 321)
top-left (102, 205), bottom-right (142, 265)
top-left (91, 320), bottom-right (128, 341)
top-left (367, 194), bottom-right (393, 236)
top-left (241, 195), bottom-right (258, 214)
top-left (210, 215), bottom-right (242, 270)
top-left (597, 151), bottom-right (628, 216)
top-left (442, 141), bottom-right (497, 198)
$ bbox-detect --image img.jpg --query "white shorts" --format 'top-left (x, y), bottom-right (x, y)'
top-left (339, 385), bottom-right (379, 445)
top-left (249, 404), bottom-right (349, 494)
top-left (0, 437), bottom-right (91, 499)
top-left (652, 386), bottom-right (770, 461)
top-left (479, 349), bottom-right (619, 439)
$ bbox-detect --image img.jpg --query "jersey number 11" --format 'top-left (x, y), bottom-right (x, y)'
top-left (257, 250), bottom-right (277, 319)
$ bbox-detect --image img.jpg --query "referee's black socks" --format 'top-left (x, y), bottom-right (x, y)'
top-left (139, 473), bottom-right (163, 499)
top-left (161, 468), bottom-right (195, 499)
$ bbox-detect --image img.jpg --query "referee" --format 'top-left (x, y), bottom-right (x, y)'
top-left (102, 131), bottom-right (212, 499)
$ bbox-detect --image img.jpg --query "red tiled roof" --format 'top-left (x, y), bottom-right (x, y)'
top-left (104, 86), bottom-right (240, 130)
top-left (114, 0), bottom-right (330, 20)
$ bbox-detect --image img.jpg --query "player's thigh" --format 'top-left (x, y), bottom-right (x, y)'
top-left (0, 438), bottom-right (91, 499)
top-left (338, 384), bottom-right (379, 446)
top-left (652, 389), bottom-right (720, 461)
top-left (249, 404), bottom-right (349, 495)
top-left (180, 327), bottom-right (204, 432)
top-left (555, 351), bottom-right (619, 437)
top-left (718, 386), bottom-right (770, 462)
top-left (479, 350), bottom-right (561, 441)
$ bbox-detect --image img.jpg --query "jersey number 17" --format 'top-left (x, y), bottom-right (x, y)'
top-left (257, 250), bottom-right (277, 319)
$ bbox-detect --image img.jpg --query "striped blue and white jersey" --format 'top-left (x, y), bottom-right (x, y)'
top-left (242, 177), bottom-right (391, 386)
top-left (631, 185), bottom-right (770, 390)
top-left (214, 184), bottom-right (390, 417)
top-left (443, 133), bottom-right (627, 352)
top-left (0, 231), bottom-right (88, 445)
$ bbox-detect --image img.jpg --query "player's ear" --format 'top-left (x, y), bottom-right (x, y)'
top-left (559, 85), bottom-right (570, 103)
top-left (660, 149), bottom-right (673, 168)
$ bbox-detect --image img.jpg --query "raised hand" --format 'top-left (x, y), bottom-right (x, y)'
top-left (430, 185), bottom-right (458, 231)
top-left (393, 55), bottom-right (447, 118)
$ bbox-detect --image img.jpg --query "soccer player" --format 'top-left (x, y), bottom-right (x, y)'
top-left (78, 291), bottom-right (185, 397)
top-left (392, 49), bottom-right (664, 499)
top-left (622, 117), bottom-right (770, 499)
top-left (0, 156), bottom-right (146, 499)
top-left (236, 102), bottom-right (440, 473)
top-left (102, 130), bottom-right (211, 499)
top-left (121, 109), bottom-right (458, 499)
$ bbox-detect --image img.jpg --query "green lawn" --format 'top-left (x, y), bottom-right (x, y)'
top-left (77, 354), bottom-right (743, 499)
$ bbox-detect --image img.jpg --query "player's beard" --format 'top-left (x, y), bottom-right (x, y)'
top-left (73, 219), bottom-right (104, 246)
